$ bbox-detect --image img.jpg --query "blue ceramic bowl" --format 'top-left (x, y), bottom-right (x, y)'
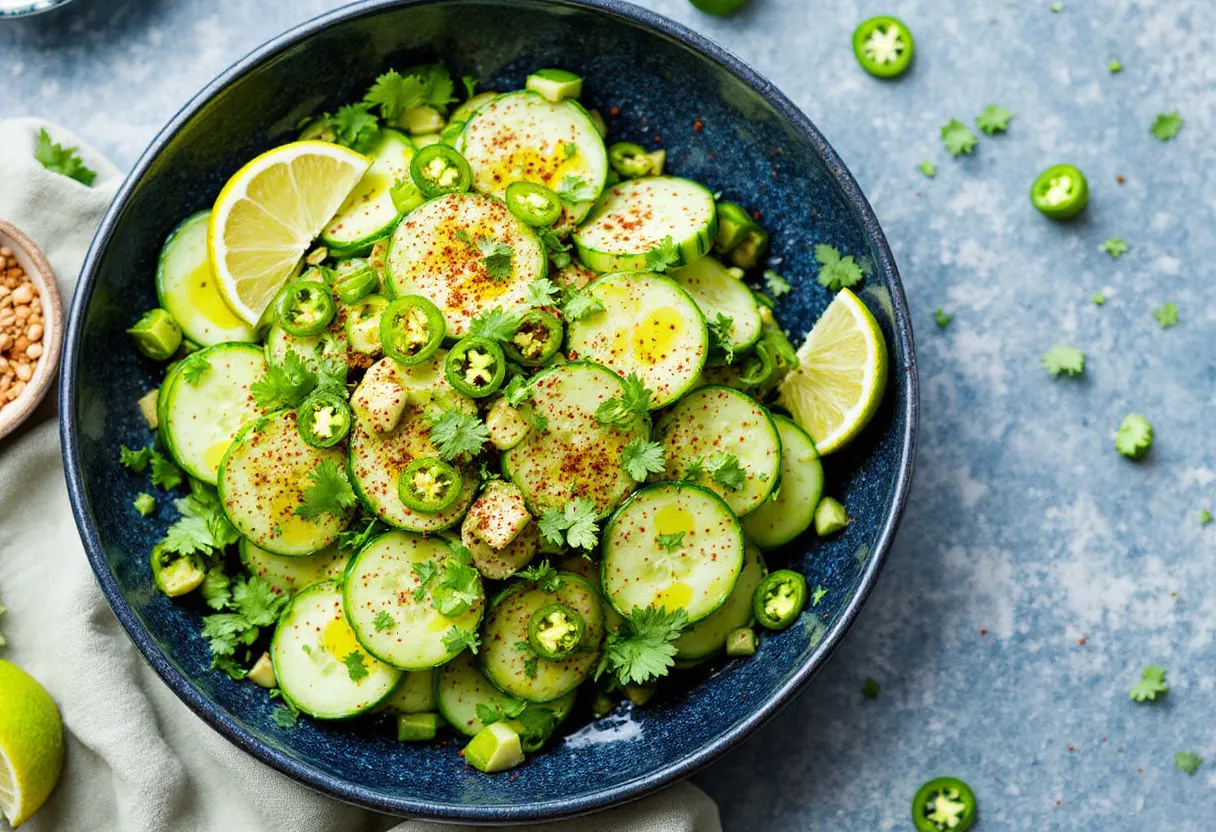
top-left (61, 0), bottom-right (917, 822)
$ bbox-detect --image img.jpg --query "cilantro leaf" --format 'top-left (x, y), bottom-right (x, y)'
top-left (524, 278), bottom-right (562, 308)
top-left (975, 105), bottom-right (1013, 136)
top-left (537, 498), bottom-right (599, 550)
top-left (337, 516), bottom-right (386, 552)
top-left (1041, 345), bottom-right (1086, 377)
top-left (475, 698), bottom-right (527, 726)
top-left (133, 492), bottom-right (157, 517)
top-left (763, 270), bottom-right (792, 298)
top-left (918, 159), bottom-right (937, 179)
top-left (1150, 112), bottom-right (1183, 141)
top-left (680, 456), bottom-right (705, 483)
top-left (556, 175), bottom-right (595, 202)
top-left (941, 119), bottom-right (978, 157)
top-left (1175, 751), bottom-right (1203, 775)
top-left (120, 445), bottom-right (155, 472)
top-left (363, 69), bottom-right (428, 120)
top-left (812, 584), bottom-right (828, 606)
top-left (343, 650), bottom-right (370, 682)
top-left (432, 560), bottom-right (480, 617)
top-left (561, 289), bottom-right (603, 323)
top-left (373, 610), bottom-right (395, 632)
top-left (705, 452), bottom-right (746, 491)
top-left (1101, 237), bottom-right (1129, 258)
top-left (443, 626), bottom-right (481, 655)
top-left (467, 306), bottom-right (525, 343)
top-left (271, 706), bottom-right (299, 728)
top-left (251, 352), bottom-right (319, 410)
top-left (150, 454), bottom-right (184, 490)
top-left (1201, 509), bottom-right (1212, 527)
top-left (538, 228), bottom-right (573, 269)
top-left (1153, 302), bottom-right (1178, 329)
top-left (34, 128), bottom-right (97, 186)
top-left (656, 531), bottom-right (684, 552)
top-left (517, 560), bottom-right (563, 591)
top-left (477, 239), bottom-right (514, 281)
top-left (621, 438), bottom-right (667, 481)
top-left (563, 141), bottom-right (578, 159)
top-left (596, 605), bottom-right (689, 687)
top-left (294, 459), bottom-right (356, 520)
top-left (201, 568), bottom-right (232, 611)
top-left (595, 373), bottom-right (653, 428)
top-left (1109, 59), bottom-right (1122, 73)
top-left (180, 353), bottom-right (211, 386)
top-left (934, 308), bottom-right (953, 330)
top-left (644, 236), bottom-right (680, 273)
top-left (501, 375), bottom-right (533, 407)
top-left (201, 613), bottom-right (258, 657)
top-left (161, 492), bottom-right (239, 557)
top-left (707, 313), bottom-right (735, 364)
top-left (1115, 414), bottom-right (1153, 460)
top-left (1129, 664), bottom-right (1168, 702)
top-left (462, 75), bottom-right (478, 99)
top-left (231, 575), bottom-right (290, 627)
top-left (332, 103), bottom-right (381, 153)
top-left (862, 678), bottom-right (881, 699)
top-left (1092, 292), bottom-right (1106, 306)
top-left (523, 656), bottom-right (539, 678)
top-left (814, 244), bottom-right (863, 291)
top-left (428, 409), bottom-right (490, 460)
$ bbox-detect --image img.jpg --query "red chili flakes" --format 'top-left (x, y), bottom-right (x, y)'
top-left (693, 119), bottom-right (703, 133)
top-left (979, 628), bottom-right (988, 636)
top-left (609, 107), bottom-right (620, 117)
top-left (653, 135), bottom-right (663, 144)
top-left (752, 210), bottom-right (764, 221)
top-left (1077, 636), bottom-right (1087, 645)
top-left (1116, 175), bottom-right (1125, 185)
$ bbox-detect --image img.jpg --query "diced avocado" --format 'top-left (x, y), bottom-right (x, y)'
top-left (248, 652), bottom-right (277, 689)
top-left (350, 363), bottom-right (407, 434)
top-left (397, 712), bottom-right (443, 742)
top-left (127, 308), bottom-right (182, 361)
top-left (526, 69), bottom-right (583, 102)
top-left (133, 493), bottom-right (157, 517)
top-left (464, 722), bottom-right (525, 772)
top-left (138, 389), bottom-right (160, 430)
top-left (464, 480), bottom-right (532, 551)
top-left (150, 544), bottom-right (205, 598)
top-left (814, 496), bottom-right (849, 536)
top-left (623, 683), bottom-right (655, 707)
top-left (486, 398), bottom-right (531, 450)
top-left (726, 627), bottom-right (757, 657)
top-left (400, 105), bottom-right (446, 135)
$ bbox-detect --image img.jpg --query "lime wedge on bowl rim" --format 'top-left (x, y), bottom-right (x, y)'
top-left (208, 140), bottom-right (370, 325)
top-left (777, 287), bottom-right (888, 454)
top-left (0, 660), bottom-right (64, 828)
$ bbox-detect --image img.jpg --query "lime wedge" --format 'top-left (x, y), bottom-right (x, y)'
top-left (0, 660), bottom-right (64, 827)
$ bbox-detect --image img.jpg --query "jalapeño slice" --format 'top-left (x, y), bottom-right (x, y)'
top-left (752, 569), bottom-right (807, 630)
top-left (279, 280), bottom-right (336, 336)
top-left (912, 777), bottom-right (977, 832)
top-left (410, 144), bottom-right (473, 199)
top-left (381, 295), bottom-right (446, 366)
top-left (1030, 164), bottom-right (1089, 220)
top-left (527, 602), bottom-right (586, 660)
top-left (503, 309), bottom-right (562, 367)
top-left (505, 181), bottom-right (563, 227)
top-left (397, 457), bottom-right (463, 514)
top-left (853, 16), bottom-right (916, 79)
top-left (445, 336), bottom-right (506, 398)
top-left (297, 390), bottom-right (353, 448)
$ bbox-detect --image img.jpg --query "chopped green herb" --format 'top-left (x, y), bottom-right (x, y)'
top-left (621, 438), bottom-right (667, 481)
top-left (467, 306), bottom-right (526, 343)
top-left (594, 373), bottom-right (653, 427)
top-left (812, 585), bottom-right (828, 606)
top-left (595, 605), bottom-right (689, 687)
top-left (271, 705), bottom-right (299, 728)
top-left (1175, 751), bottom-right (1203, 775)
top-left (862, 678), bottom-right (881, 699)
top-left (1153, 302), bottom-right (1178, 329)
top-left (1151, 112), bottom-right (1184, 141)
top-left (477, 239), bottom-right (514, 281)
top-left (34, 128), bottom-right (97, 186)
top-left (1101, 238), bottom-right (1129, 258)
top-left (1201, 509), bottom-right (1212, 527)
top-left (180, 353), bottom-right (211, 385)
top-left (705, 452), bottom-right (746, 491)
top-left (1109, 59), bottom-right (1122, 73)
top-left (1116, 414), bottom-right (1153, 460)
top-left (556, 175), bottom-right (595, 203)
top-left (428, 409), bottom-right (490, 461)
top-left (644, 235), bottom-right (681, 273)
top-left (524, 277), bottom-right (561, 308)
top-left (1128, 664), bottom-right (1168, 702)
top-left (561, 289), bottom-right (604, 323)
top-left (1092, 292), bottom-right (1106, 306)
top-left (442, 626), bottom-right (481, 655)
top-left (975, 105), bottom-right (1013, 135)
top-left (940, 119), bottom-right (978, 157)
top-left (934, 308), bottom-right (953, 330)
top-left (294, 459), bottom-right (357, 520)
top-left (343, 651), bottom-right (370, 682)
top-left (814, 244), bottom-right (863, 291)
top-left (657, 532), bottom-right (685, 552)
top-left (1041, 345), bottom-right (1086, 377)
top-left (517, 560), bottom-right (563, 592)
top-left (763, 269), bottom-right (792, 298)
top-left (918, 159), bottom-right (937, 179)
top-left (133, 492), bottom-right (157, 517)
top-left (372, 610), bottom-right (395, 632)
top-left (537, 498), bottom-right (599, 551)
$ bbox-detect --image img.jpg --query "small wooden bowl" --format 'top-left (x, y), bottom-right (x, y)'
top-left (0, 220), bottom-right (64, 441)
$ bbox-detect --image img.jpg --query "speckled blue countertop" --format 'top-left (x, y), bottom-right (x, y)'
top-left (3, 0), bottom-right (1214, 829)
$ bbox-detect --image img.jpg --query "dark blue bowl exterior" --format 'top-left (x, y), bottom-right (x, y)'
top-left (61, 0), bottom-right (917, 823)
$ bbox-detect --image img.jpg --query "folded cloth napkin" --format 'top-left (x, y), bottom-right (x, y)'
top-left (0, 118), bottom-right (722, 832)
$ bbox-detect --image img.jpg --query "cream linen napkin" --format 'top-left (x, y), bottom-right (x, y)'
top-left (0, 117), bottom-right (721, 832)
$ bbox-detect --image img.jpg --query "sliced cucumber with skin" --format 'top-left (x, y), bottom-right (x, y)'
top-left (480, 572), bottom-right (604, 703)
top-left (653, 386), bottom-right (781, 517)
top-left (501, 361), bottom-right (647, 518)
top-left (671, 255), bottom-right (762, 353)
top-left (160, 343), bottom-right (268, 484)
top-left (565, 272), bottom-right (708, 409)
top-left (436, 652), bottom-right (576, 738)
top-left (379, 668), bottom-right (437, 714)
top-left (601, 482), bottom-right (745, 624)
top-left (264, 322), bottom-right (346, 371)
top-left (674, 544), bottom-right (765, 660)
top-left (457, 91), bottom-right (608, 229)
top-left (573, 177), bottom-right (717, 273)
top-left (238, 537), bottom-right (350, 596)
top-left (219, 410), bottom-right (354, 556)
top-left (271, 581), bottom-right (401, 720)
top-left (741, 416), bottom-right (824, 548)
top-left (385, 192), bottom-right (546, 337)
top-left (155, 211), bottom-right (258, 346)
top-left (321, 129), bottom-right (417, 254)
top-left (347, 362), bottom-right (479, 531)
top-left (342, 531), bottom-right (484, 670)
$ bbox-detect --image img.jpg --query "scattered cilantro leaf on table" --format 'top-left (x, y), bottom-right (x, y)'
top-left (975, 105), bottom-right (1013, 135)
top-left (1201, 509), bottom-right (1212, 527)
top-left (918, 159), bottom-right (936, 179)
top-left (1101, 238), bottom-right (1129, 258)
top-left (934, 308), bottom-right (954, 330)
top-left (814, 244), bottom-right (863, 291)
top-left (862, 678), bottom-right (881, 699)
top-left (1151, 112), bottom-right (1184, 141)
top-left (1116, 414), bottom-right (1153, 460)
top-left (467, 306), bottom-right (525, 343)
top-left (34, 128), bottom-right (97, 186)
top-left (133, 493), bottom-right (157, 517)
top-left (1041, 345), bottom-right (1086, 377)
top-left (1175, 751), bottom-right (1203, 775)
top-left (940, 119), bottom-right (978, 157)
top-left (1109, 60), bottom-right (1123, 73)
top-left (1153, 302), bottom-right (1178, 329)
top-left (1092, 292), bottom-right (1106, 306)
top-left (1129, 664), bottom-right (1168, 702)
top-left (812, 585), bottom-right (828, 606)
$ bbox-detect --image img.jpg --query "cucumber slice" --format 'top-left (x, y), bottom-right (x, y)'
top-left (160, 343), bottom-right (268, 484)
top-left (379, 668), bottom-right (437, 714)
top-left (321, 129), bottom-right (417, 254)
top-left (480, 573), bottom-right (605, 702)
top-left (671, 255), bottom-right (762, 353)
top-left (271, 581), bottom-right (401, 719)
top-left (600, 483), bottom-right (745, 624)
top-left (674, 544), bottom-right (765, 660)
top-left (342, 531), bottom-right (484, 670)
top-left (741, 416), bottom-right (824, 548)
top-left (436, 652), bottom-right (575, 737)
top-left (573, 177), bottom-right (717, 273)
top-left (653, 386), bottom-right (781, 517)
top-left (155, 211), bottom-right (258, 346)
top-left (457, 91), bottom-right (608, 229)
top-left (384, 192), bottom-right (546, 337)
top-left (565, 272), bottom-right (708, 409)
top-left (219, 410), bottom-right (354, 556)
top-left (238, 537), bottom-right (350, 596)
top-left (264, 322), bottom-right (346, 371)
top-left (501, 361), bottom-right (647, 518)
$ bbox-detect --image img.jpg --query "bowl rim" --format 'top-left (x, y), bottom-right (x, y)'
top-left (59, 0), bottom-right (919, 822)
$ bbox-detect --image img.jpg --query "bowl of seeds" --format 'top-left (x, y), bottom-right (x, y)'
top-left (0, 219), bottom-right (62, 440)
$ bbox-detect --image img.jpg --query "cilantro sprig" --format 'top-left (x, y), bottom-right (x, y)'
top-left (34, 128), bottom-right (97, 186)
top-left (538, 498), bottom-right (599, 551)
top-left (940, 119), bottom-right (979, 157)
top-left (1150, 112), bottom-right (1183, 141)
top-left (252, 351), bottom-right (346, 411)
top-left (644, 236), bottom-right (680, 273)
top-left (596, 605), bottom-right (689, 687)
top-left (595, 373), bottom-right (654, 428)
top-left (1129, 664), bottom-right (1168, 702)
top-left (294, 459), bottom-right (357, 521)
top-left (1041, 345), bottom-right (1086, 378)
top-left (428, 409), bottom-right (490, 461)
top-left (975, 105), bottom-right (1013, 136)
top-left (1115, 414), bottom-right (1153, 461)
top-left (814, 244), bottom-right (863, 291)
top-left (621, 438), bottom-right (667, 481)
top-left (705, 452), bottom-right (746, 491)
